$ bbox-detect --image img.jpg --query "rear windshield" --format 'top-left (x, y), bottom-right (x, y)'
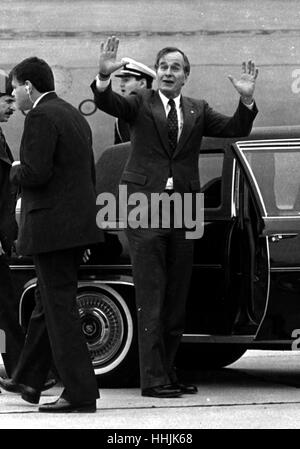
top-left (242, 145), bottom-right (300, 216)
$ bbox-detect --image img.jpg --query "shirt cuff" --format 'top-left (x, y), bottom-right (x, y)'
top-left (95, 75), bottom-right (111, 91)
top-left (165, 177), bottom-right (174, 189)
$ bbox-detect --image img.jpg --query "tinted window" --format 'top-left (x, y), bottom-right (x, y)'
top-left (199, 152), bottom-right (224, 208)
top-left (244, 149), bottom-right (300, 216)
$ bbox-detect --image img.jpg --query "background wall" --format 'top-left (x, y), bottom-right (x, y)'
top-left (1, 0), bottom-right (300, 161)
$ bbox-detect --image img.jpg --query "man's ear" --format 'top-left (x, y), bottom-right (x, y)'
top-left (24, 80), bottom-right (33, 94)
top-left (139, 78), bottom-right (147, 89)
top-left (181, 73), bottom-right (188, 88)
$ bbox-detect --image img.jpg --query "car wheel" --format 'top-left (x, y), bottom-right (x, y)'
top-left (176, 343), bottom-right (247, 370)
top-left (76, 284), bottom-right (139, 387)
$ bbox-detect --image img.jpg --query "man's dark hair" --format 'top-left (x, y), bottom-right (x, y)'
top-left (5, 76), bottom-right (13, 96)
top-left (10, 57), bottom-right (55, 92)
top-left (0, 75), bottom-right (13, 97)
top-left (154, 47), bottom-right (190, 76)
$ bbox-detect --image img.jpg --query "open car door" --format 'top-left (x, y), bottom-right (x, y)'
top-left (233, 138), bottom-right (300, 343)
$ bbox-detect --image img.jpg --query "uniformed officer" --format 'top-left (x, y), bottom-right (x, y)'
top-left (114, 58), bottom-right (156, 144)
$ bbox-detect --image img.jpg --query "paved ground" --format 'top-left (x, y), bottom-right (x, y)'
top-left (1, 350), bottom-right (300, 429)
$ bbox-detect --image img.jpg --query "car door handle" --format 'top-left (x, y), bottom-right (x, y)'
top-left (268, 233), bottom-right (298, 242)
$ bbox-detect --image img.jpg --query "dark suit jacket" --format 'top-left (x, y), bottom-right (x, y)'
top-left (0, 132), bottom-right (17, 254)
top-left (91, 82), bottom-right (258, 197)
top-left (10, 92), bottom-right (104, 256)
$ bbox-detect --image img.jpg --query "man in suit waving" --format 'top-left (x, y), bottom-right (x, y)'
top-left (0, 57), bottom-right (102, 412)
top-left (91, 36), bottom-right (258, 398)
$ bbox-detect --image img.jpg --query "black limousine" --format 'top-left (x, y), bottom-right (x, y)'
top-left (11, 125), bottom-right (300, 386)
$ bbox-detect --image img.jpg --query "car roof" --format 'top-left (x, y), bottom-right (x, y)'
top-left (201, 125), bottom-right (300, 150)
top-left (96, 125), bottom-right (300, 194)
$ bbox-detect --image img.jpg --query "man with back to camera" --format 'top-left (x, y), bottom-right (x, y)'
top-left (0, 57), bottom-right (103, 413)
top-left (113, 58), bottom-right (156, 143)
top-left (91, 36), bottom-right (258, 398)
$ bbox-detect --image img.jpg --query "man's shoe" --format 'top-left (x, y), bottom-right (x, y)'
top-left (42, 379), bottom-right (57, 391)
top-left (173, 383), bottom-right (198, 394)
top-left (142, 384), bottom-right (182, 398)
top-left (0, 377), bottom-right (56, 404)
top-left (39, 397), bottom-right (96, 413)
top-left (0, 377), bottom-right (40, 404)
top-left (0, 377), bottom-right (56, 392)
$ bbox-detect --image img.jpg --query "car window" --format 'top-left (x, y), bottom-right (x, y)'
top-left (199, 152), bottom-right (224, 208)
top-left (243, 149), bottom-right (300, 216)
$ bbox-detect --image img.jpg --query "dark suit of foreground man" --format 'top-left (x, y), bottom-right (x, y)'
top-left (0, 57), bottom-right (102, 413)
top-left (92, 36), bottom-right (258, 398)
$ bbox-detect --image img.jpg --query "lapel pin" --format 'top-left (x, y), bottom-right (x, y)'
top-left (190, 110), bottom-right (195, 114)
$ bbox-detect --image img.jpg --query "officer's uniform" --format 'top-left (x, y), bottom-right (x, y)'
top-left (114, 58), bottom-right (156, 144)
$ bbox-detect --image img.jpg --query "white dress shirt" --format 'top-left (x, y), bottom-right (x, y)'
top-left (32, 91), bottom-right (55, 109)
top-left (158, 91), bottom-right (183, 189)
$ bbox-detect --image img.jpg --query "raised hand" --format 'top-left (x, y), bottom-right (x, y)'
top-left (228, 60), bottom-right (258, 103)
top-left (99, 35), bottom-right (124, 76)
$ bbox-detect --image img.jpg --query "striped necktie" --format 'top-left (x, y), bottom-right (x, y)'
top-left (167, 99), bottom-right (178, 153)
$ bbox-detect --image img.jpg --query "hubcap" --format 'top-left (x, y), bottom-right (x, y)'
top-left (77, 292), bottom-right (125, 367)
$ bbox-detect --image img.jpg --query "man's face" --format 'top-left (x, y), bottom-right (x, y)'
top-left (0, 95), bottom-right (15, 122)
top-left (11, 76), bottom-right (32, 111)
top-left (119, 76), bottom-right (146, 96)
top-left (156, 51), bottom-right (188, 98)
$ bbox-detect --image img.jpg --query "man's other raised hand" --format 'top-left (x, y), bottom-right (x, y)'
top-left (228, 60), bottom-right (258, 104)
top-left (99, 36), bottom-right (125, 77)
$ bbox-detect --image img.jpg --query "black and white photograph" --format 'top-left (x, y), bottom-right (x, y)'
top-left (1, 0), bottom-right (300, 435)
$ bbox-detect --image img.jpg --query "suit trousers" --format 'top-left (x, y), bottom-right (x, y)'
top-left (126, 226), bottom-right (194, 389)
top-left (0, 255), bottom-right (25, 377)
top-left (12, 247), bottom-right (99, 404)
